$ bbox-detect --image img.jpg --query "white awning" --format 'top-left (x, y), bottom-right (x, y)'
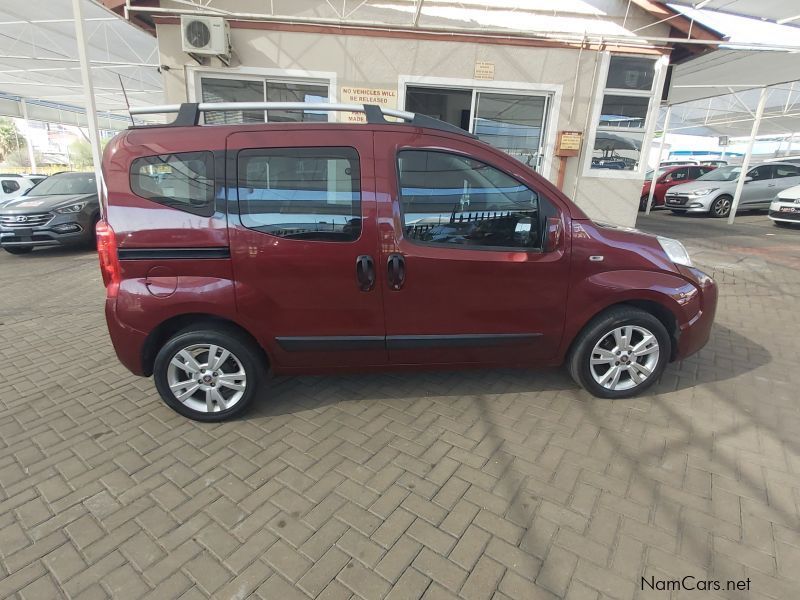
top-left (0, 0), bottom-right (163, 126)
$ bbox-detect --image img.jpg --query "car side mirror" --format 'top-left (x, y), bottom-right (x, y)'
top-left (744, 176), bottom-right (753, 183)
top-left (544, 216), bottom-right (563, 253)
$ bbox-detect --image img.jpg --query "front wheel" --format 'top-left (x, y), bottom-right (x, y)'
top-left (710, 195), bottom-right (732, 218)
top-left (153, 327), bottom-right (265, 421)
top-left (3, 246), bottom-right (33, 255)
top-left (568, 307), bottom-right (670, 399)
top-left (639, 196), bottom-right (650, 212)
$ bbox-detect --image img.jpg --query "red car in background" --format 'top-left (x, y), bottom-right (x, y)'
top-left (641, 165), bottom-right (716, 211)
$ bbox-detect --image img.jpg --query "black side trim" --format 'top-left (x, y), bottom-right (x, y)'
top-left (118, 247), bottom-right (230, 260)
top-left (276, 336), bottom-right (385, 352)
top-left (386, 333), bottom-right (541, 350)
top-left (275, 333), bottom-right (542, 352)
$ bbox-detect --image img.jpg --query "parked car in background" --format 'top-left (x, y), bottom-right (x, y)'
top-left (641, 165), bottom-right (716, 211)
top-left (700, 160), bottom-right (728, 167)
top-left (664, 162), bottom-right (800, 218)
top-left (98, 101), bottom-right (717, 421)
top-left (769, 184), bottom-right (800, 227)
top-left (0, 174), bottom-right (37, 205)
top-left (0, 171), bottom-right (99, 254)
top-left (25, 174), bottom-right (47, 187)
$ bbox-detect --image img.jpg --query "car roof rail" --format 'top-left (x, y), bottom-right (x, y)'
top-left (128, 102), bottom-right (478, 139)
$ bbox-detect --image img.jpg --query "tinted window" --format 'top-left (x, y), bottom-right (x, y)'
top-left (130, 152), bottom-right (214, 217)
top-left (237, 147), bottom-right (361, 242)
top-left (774, 164), bottom-right (800, 178)
top-left (748, 165), bottom-right (773, 181)
top-left (2, 180), bottom-right (19, 194)
top-left (398, 150), bottom-right (548, 250)
top-left (665, 168), bottom-right (689, 182)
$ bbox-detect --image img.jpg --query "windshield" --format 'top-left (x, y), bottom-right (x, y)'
top-left (696, 165), bottom-right (742, 182)
top-left (27, 172), bottom-right (96, 196)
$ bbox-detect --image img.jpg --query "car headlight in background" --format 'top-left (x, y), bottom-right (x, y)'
top-left (54, 202), bottom-right (87, 214)
top-left (689, 188), bottom-right (718, 197)
top-left (658, 236), bottom-right (692, 267)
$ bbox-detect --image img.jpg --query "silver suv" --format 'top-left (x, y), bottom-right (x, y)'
top-left (664, 162), bottom-right (800, 218)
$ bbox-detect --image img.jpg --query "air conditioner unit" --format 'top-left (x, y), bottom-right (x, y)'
top-left (181, 16), bottom-right (230, 59)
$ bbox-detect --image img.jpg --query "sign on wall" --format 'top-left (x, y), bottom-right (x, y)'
top-left (340, 86), bottom-right (398, 122)
top-left (474, 61), bottom-right (495, 80)
top-left (555, 130), bottom-right (583, 157)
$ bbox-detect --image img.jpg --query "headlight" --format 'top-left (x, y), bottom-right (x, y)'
top-left (54, 202), bottom-right (87, 214)
top-left (689, 188), bottom-right (718, 197)
top-left (658, 236), bottom-right (692, 267)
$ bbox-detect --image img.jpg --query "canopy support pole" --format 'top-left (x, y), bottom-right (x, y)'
top-left (646, 104), bottom-right (671, 215)
top-left (19, 99), bottom-right (37, 174)
top-left (728, 86), bottom-right (768, 224)
top-left (71, 0), bottom-right (104, 204)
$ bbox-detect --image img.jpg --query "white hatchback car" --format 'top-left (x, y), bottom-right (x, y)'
top-left (0, 174), bottom-right (37, 205)
top-left (769, 184), bottom-right (800, 227)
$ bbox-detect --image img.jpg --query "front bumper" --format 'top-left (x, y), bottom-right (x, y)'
top-left (768, 201), bottom-right (800, 223)
top-left (0, 211), bottom-right (94, 247)
top-left (674, 266), bottom-right (717, 360)
top-left (664, 194), bottom-right (713, 213)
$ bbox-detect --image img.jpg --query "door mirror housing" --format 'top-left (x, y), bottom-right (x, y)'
top-left (544, 216), bottom-right (563, 253)
top-left (744, 176), bottom-right (753, 183)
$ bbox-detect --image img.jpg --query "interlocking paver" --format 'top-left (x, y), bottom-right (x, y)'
top-left (0, 213), bottom-right (799, 599)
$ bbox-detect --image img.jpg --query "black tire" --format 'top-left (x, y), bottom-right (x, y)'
top-left (709, 195), bottom-right (733, 218)
top-left (568, 306), bottom-right (671, 399)
top-left (3, 246), bottom-right (33, 255)
top-left (153, 326), bottom-right (265, 421)
top-left (670, 210), bottom-right (684, 215)
top-left (639, 196), bottom-right (649, 212)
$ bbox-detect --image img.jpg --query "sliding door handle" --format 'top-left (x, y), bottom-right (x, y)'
top-left (387, 253), bottom-right (405, 290)
top-left (355, 255), bottom-right (375, 291)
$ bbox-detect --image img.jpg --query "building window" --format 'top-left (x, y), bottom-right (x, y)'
top-left (591, 56), bottom-right (657, 172)
top-left (237, 147), bottom-right (361, 242)
top-left (200, 76), bottom-right (329, 124)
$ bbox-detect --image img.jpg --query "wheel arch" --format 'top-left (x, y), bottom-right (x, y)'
top-left (141, 313), bottom-right (269, 377)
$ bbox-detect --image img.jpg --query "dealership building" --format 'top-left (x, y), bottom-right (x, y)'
top-left (102, 1), bottom-right (726, 226)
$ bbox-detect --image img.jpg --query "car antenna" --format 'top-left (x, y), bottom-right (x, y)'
top-left (118, 74), bottom-right (135, 127)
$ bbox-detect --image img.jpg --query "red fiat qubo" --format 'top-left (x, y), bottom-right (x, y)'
top-left (99, 102), bottom-right (716, 421)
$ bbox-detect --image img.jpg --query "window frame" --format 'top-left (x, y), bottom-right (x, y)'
top-left (129, 151), bottom-right (216, 217)
top-left (187, 66), bottom-right (337, 124)
top-left (394, 148), bottom-right (556, 254)
top-left (583, 53), bottom-right (669, 180)
top-left (235, 145), bottom-right (363, 244)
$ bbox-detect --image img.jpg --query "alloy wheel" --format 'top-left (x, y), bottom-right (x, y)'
top-left (166, 343), bottom-right (247, 413)
top-left (713, 197), bottom-right (731, 217)
top-left (589, 325), bottom-right (660, 391)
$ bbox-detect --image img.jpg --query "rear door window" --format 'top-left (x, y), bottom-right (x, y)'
top-left (236, 147), bottom-right (361, 242)
top-left (130, 152), bottom-right (215, 216)
top-left (774, 164), bottom-right (800, 178)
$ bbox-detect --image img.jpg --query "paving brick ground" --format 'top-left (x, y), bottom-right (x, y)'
top-left (0, 212), bottom-right (798, 599)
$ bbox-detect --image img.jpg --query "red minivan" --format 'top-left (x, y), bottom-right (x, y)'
top-left (99, 102), bottom-right (716, 421)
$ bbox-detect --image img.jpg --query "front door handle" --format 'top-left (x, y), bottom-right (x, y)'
top-left (356, 255), bottom-right (375, 292)
top-left (387, 253), bottom-right (406, 290)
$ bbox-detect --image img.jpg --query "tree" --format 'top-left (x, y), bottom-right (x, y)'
top-left (69, 138), bottom-right (108, 169)
top-left (0, 117), bottom-right (24, 163)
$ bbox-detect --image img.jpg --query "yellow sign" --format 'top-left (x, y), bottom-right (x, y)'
top-left (340, 86), bottom-right (398, 123)
top-left (559, 131), bottom-right (582, 152)
top-left (474, 61), bottom-right (495, 80)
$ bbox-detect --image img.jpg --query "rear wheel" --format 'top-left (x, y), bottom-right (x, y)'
top-left (568, 307), bottom-right (670, 399)
top-left (639, 196), bottom-right (650, 212)
top-left (3, 246), bottom-right (33, 255)
top-left (153, 327), bottom-right (265, 421)
top-left (710, 195), bottom-right (732, 218)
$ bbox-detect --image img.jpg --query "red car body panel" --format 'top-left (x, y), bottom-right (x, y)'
top-left (100, 122), bottom-right (716, 380)
top-left (642, 165), bottom-right (715, 207)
